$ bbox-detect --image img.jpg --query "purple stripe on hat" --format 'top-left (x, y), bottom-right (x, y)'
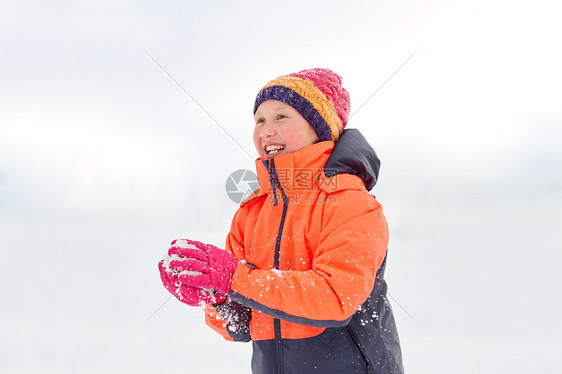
top-left (254, 85), bottom-right (333, 142)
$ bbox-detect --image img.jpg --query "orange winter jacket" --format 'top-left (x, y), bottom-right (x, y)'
top-left (205, 129), bottom-right (403, 373)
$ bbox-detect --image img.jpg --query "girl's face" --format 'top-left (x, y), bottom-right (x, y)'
top-left (253, 100), bottom-right (319, 160)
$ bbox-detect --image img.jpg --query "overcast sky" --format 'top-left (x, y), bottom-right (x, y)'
top-left (1, 1), bottom-right (561, 373)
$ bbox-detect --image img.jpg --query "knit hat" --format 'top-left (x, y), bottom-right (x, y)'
top-left (253, 68), bottom-right (350, 142)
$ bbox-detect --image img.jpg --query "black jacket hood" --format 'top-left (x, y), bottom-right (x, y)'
top-left (323, 129), bottom-right (380, 191)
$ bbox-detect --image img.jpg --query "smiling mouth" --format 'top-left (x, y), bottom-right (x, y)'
top-left (265, 144), bottom-right (286, 155)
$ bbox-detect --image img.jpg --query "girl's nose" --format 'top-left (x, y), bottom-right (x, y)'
top-left (260, 121), bottom-right (276, 138)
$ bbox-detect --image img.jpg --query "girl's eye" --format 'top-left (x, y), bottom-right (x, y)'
top-left (276, 114), bottom-right (287, 120)
top-left (255, 118), bottom-right (265, 125)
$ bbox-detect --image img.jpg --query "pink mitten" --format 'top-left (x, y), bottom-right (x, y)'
top-left (159, 257), bottom-right (227, 306)
top-left (168, 239), bottom-right (238, 295)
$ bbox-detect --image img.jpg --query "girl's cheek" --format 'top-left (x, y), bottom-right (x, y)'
top-left (253, 130), bottom-right (262, 155)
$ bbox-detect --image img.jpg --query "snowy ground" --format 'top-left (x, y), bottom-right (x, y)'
top-left (2, 0), bottom-right (561, 373)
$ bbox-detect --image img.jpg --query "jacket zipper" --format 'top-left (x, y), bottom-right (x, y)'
top-left (268, 159), bottom-right (289, 374)
top-left (274, 318), bottom-right (283, 374)
top-left (346, 326), bottom-right (372, 373)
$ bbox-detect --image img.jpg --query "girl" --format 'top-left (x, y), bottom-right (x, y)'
top-left (159, 68), bottom-right (404, 373)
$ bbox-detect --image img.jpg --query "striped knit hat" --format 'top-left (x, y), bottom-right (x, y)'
top-left (253, 68), bottom-right (350, 142)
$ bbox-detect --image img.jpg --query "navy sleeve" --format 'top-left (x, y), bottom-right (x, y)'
top-left (214, 299), bottom-right (252, 342)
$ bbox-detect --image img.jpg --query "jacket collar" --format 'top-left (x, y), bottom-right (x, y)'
top-left (249, 129), bottom-right (381, 202)
top-left (255, 141), bottom-right (335, 195)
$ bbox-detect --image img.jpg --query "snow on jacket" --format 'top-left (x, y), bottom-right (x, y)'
top-left (205, 129), bottom-right (404, 373)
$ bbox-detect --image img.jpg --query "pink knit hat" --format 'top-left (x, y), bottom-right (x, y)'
top-left (254, 68), bottom-right (351, 142)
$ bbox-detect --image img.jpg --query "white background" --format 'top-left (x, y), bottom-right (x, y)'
top-left (1, 0), bottom-right (561, 372)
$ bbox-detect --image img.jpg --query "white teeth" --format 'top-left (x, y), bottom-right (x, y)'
top-left (265, 145), bottom-right (285, 154)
